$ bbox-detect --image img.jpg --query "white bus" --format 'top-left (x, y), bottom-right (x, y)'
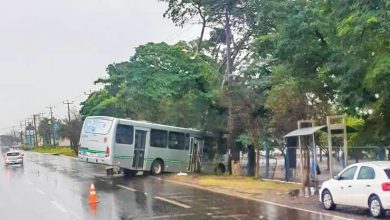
top-left (78, 116), bottom-right (228, 175)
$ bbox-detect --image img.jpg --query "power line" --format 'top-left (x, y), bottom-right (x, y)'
top-left (63, 100), bottom-right (74, 123)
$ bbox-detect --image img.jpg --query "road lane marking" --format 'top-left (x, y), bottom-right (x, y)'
top-left (212, 214), bottom-right (248, 218)
top-left (154, 196), bottom-right (191, 209)
top-left (35, 188), bottom-right (46, 195)
top-left (152, 177), bottom-right (352, 220)
top-left (136, 213), bottom-right (195, 219)
top-left (26, 180), bottom-right (33, 185)
top-left (51, 201), bottom-right (67, 213)
top-left (117, 184), bottom-right (137, 192)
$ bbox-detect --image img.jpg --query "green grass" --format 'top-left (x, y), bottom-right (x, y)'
top-left (170, 174), bottom-right (300, 194)
top-left (32, 146), bottom-right (76, 157)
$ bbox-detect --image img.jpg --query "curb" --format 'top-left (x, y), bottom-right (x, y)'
top-left (152, 176), bottom-right (352, 220)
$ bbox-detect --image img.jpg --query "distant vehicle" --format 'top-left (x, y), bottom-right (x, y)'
top-left (4, 151), bottom-right (24, 166)
top-left (320, 161), bottom-right (390, 218)
top-left (78, 116), bottom-right (228, 176)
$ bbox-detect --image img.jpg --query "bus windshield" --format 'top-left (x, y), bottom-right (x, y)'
top-left (84, 118), bottom-right (113, 135)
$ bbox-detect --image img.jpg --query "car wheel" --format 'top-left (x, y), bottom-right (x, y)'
top-left (369, 195), bottom-right (385, 218)
top-left (322, 190), bottom-right (336, 210)
top-left (151, 160), bottom-right (163, 175)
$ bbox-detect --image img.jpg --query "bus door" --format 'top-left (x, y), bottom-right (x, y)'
top-left (132, 130), bottom-right (147, 169)
top-left (188, 137), bottom-right (203, 172)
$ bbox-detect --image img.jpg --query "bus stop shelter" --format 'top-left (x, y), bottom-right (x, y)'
top-left (284, 125), bottom-right (326, 188)
top-left (283, 116), bottom-right (355, 193)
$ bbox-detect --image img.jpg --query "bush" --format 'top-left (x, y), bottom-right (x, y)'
top-left (32, 146), bottom-right (76, 157)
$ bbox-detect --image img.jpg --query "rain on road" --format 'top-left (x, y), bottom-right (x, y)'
top-left (0, 152), bottom-right (357, 220)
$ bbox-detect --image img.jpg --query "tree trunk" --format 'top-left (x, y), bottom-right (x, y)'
top-left (198, 19), bottom-right (206, 49)
top-left (306, 148), bottom-right (311, 187)
top-left (254, 148), bottom-right (260, 179)
top-left (265, 147), bottom-right (270, 178)
top-left (247, 145), bottom-right (255, 176)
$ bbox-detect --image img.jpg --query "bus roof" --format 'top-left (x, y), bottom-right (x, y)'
top-left (85, 116), bottom-right (203, 134)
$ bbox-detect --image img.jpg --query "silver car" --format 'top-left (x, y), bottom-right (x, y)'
top-left (4, 151), bottom-right (23, 165)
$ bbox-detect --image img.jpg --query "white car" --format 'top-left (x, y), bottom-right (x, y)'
top-left (4, 151), bottom-right (24, 165)
top-left (320, 161), bottom-right (390, 218)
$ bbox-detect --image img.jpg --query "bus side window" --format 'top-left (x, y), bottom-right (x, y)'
top-left (168, 132), bottom-right (185, 150)
top-left (116, 124), bottom-right (134, 145)
top-left (150, 129), bottom-right (168, 148)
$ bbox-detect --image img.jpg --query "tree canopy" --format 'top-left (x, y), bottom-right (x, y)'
top-left (81, 0), bottom-right (390, 165)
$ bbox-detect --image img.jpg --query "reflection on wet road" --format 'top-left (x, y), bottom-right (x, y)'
top-left (0, 152), bottom-right (355, 219)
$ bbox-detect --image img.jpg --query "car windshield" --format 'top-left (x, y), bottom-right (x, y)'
top-left (6, 152), bottom-right (20, 156)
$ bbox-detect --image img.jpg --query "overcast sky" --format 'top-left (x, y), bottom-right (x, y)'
top-left (0, 0), bottom-right (201, 133)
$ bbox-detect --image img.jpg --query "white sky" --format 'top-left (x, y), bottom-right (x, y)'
top-left (0, 0), bottom-right (202, 133)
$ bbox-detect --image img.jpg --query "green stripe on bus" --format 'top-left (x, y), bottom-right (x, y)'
top-left (144, 158), bottom-right (187, 164)
top-left (112, 156), bottom-right (187, 164)
top-left (114, 156), bottom-right (133, 159)
top-left (80, 148), bottom-right (105, 154)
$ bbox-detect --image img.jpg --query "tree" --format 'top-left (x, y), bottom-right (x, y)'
top-left (38, 118), bottom-right (53, 145)
top-left (59, 112), bottom-right (83, 153)
top-left (80, 42), bottom-right (224, 132)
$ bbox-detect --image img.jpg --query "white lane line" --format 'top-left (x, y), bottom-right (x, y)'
top-left (138, 213), bottom-right (195, 219)
top-left (50, 201), bottom-right (67, 213)
top-left (117, 184), bottom-right (137, 192)
top-left (152, 177), bottom-right (351, 220)
top-left (212, 214), bottom-right (248, 219)
top-left (26, 180), bottom-right (33, 185)
top-left (154, 196), bottom-right (191, 209)
top-left (35, 188), bottom-right (46, 195)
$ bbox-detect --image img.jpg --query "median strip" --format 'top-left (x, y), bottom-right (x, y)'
top-left (154, 196), bottom-right (191, 209)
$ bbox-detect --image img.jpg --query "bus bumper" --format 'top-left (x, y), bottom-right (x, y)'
top-left (79, 155), bottom-right (113, 165)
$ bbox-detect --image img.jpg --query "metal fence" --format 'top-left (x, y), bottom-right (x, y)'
top-left (238, 146), bottom-right (390, 184)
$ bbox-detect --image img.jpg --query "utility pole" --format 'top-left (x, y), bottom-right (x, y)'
top-left (32, 114), bottom-right (40, 146)
top-left (63, 100), bottom-right (74, 123)
top-left (12, 126), bottom-right (16, 145)
top-left (223, 3), bottom-right (239, 175)
top-left (63, 100), bottom-right (74, 147)
top-left (19, 121), bottom-right (24, 145)
top-left (47, 105), bottom-right (55, 146)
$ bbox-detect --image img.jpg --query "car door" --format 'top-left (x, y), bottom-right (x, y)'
top-left (352, 165), bottom-right (376, 207)
top-left (332, 166), bottom-right (358, 205)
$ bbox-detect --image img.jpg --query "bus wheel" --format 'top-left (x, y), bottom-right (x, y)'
top-left (215, 163), bottom-right (226, 174)
top-left (151, 159), bottom-right (163, 175)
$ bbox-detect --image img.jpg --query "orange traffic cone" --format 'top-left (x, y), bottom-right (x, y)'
top-left (89, 183), bottom-right (99, 204)
top-left (89, 202), bottom-right (97, 215)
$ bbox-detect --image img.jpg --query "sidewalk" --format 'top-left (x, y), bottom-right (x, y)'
top-left (159, 174), bottom-right (369, 220)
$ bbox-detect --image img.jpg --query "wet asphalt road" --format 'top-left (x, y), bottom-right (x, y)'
top-left (0, 152), bottom-right (360, 220)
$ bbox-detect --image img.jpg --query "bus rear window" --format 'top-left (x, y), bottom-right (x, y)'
top-left (384, 169), bottom-right (390, 179)
top-left (84, 118), bottom-right (113, 135)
